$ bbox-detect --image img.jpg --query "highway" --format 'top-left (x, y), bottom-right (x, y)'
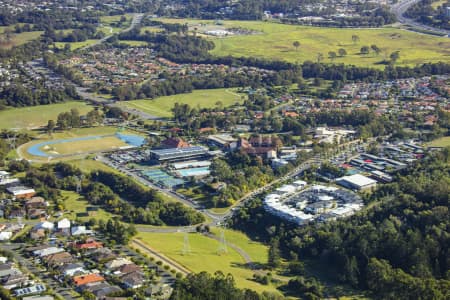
top-left (80, 13), bottom-right (144, 51)
top-left (390, 0), bottom-right (450, 36)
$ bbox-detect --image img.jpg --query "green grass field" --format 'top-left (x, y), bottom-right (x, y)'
top-left (117, 88), bottom-right (244, 117)
top-left (60, 190), bottom-right (116, 222)
top-left (428, 136), bottom-right (450, 147)
top-left (140, 26), bottom-right (165, 34)
top-left (136, 231), bottom-right (280, 294)
top-left (45, 136), bottom-right (128, 156)
top-left (0, 102), bottom-right (92, 130)
top-left (431, 0), bottom-right (447, 9)
top-left (160, 18), bottom-right (450, 68)
top-left (18, 126), bottom-right (130, 160)
top-left (119, 40), bottom-right (149, 47)
top-left (54, 39), bottom-right (99, 51)
top-left (0, 31), bottom-right (43, 49)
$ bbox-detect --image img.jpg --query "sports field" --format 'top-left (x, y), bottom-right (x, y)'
top-left (428, 136), bottom-right (450, 147)
top-left (160, 18), bottom-right (450, 68)
top-left (44, 136), bottom-right (128, 156)
top-left (0, 101), bottom-right (92, 130)
top-left (136, 231), bottom-right (279, 294)
top-left (18, 127), bottom-right (141, 160)
top-left (117, 88), bottom-right (244, 117)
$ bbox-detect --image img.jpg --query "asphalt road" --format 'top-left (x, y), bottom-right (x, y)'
top-left (80, 13), bottom-right (144, 51)
top-left (390, 0), bottom-right (450, 36)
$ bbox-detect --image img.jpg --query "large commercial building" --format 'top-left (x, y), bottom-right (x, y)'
top-left (264, 183), bottom-right (363, 225)
top-left (149, 146), bottom-right (209, 162)
top-left (336, 174), bottom-right (377, 191)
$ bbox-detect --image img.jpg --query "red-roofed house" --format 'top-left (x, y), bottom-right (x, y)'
top-left (73, 273), bottom-right (105, 286)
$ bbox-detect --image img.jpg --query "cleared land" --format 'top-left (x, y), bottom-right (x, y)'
top-left (119, 40), bottom-right (149, 47)
top-left (59, 190), bottom-right (115, 222)
top-left (117, 88), bottom-right (244, 118)
top-left (54, 39), bottom-right (99, 51)
top-left (0, 101), bottom-right (92, 129)
top-left (136, 231), bottom-right (280, 294)
top-left (0, 31), bottom-right (43, 49)
top-left (160, 18), bottom-right (450, 68)
top-left (428, 136), bottom-right (450, 147)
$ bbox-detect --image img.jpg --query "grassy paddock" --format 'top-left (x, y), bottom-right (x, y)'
top-left (54, 39), bottom-right (99, 51)
top-left (117, 88), bottom-right (244, 117)
top-left (60, 190), bottom-right (116, 222)
top-left (0, 30), bottom-right (43, 49)
top-left (0, 102), bottom-right (92, 130)
top-left (136, 231), bottom-right (280, 294)
top-left (159, 18), bottom-right (450, 68)
top-left (428, 136), bottom-right (450, 147)
top-left (119, 40), bottom-right (149, 47)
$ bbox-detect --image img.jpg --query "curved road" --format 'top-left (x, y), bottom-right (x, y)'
top-left (390, 0), bottom-right (450, 36)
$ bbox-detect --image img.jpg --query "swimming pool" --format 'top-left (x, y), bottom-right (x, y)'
top-left (177, 167), bottom-right (210, 177)
top-left (27, 133), bottom-right (145, 157)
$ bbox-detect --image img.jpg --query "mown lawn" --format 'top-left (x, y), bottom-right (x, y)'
top-left (160, 18), bottom-right (450, 68)
top-left (0, 102), bottom-right (92, 130)
top-left (18, 126), bottom-right (141, 160)
top-left (428, 136), bottom-right (450, 147)
top-left (117, 88), bottom-right (244, 118)
top-left (136, 231), bottom-right (281, 294)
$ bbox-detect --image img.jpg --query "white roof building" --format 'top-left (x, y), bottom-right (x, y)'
top-left (6, 186), bottom-right (36, 197)
top-left (71, 226), bottom-right (93, 236)
top-left (33, 247), bottom-right (64, 257)
top-left (57, 218), bottom-right (71, 229)
top-left (0, 231), bottom-right (12, 241)
top-left (34, 221), bottom-right (55, 231)
top-left (105, 258), bottom-right (132, 270)
top-left (336, 174), bottom-right (377, 191)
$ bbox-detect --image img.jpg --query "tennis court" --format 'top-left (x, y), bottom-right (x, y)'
top-left (142, 169), bottom-right (185, 188)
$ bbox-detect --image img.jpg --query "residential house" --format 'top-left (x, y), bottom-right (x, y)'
top-left (13, 284), bottom-right (46, 297)
top-left (0, 171), bottom-right (19, 185)
top-left (58, 263), bottom-right (86, 277)
top-left (43, 252), bottom-right (74, 268)
top-left (120, 271), bottom-right (145, 289)
top-left (0, 231), bottom-right (12, 241)
top-left (71, 226), bottom-right (93, 236)
top-left (89, 248), bottom-right (116, 263)
top-left (57, 218), bottom-right (70, 234)
top-left (73, 273), bottom-right (105, 288)
top-left (29, 228), bottom-right (46, 240)
top-left (73, 239), bottom-right (103, 250)
top-left (6, 186), bottom-right (36, 199)
top-left (33, 221), bottom-right (54, 231)
top-left (105, 258), bottom-right (132, 270)
top-left (25, 197), bottom-right (46, 210)
top-left (115, 263), bottom-right (142, 276)
top-left (79, 282), bottom-right (122, 299)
